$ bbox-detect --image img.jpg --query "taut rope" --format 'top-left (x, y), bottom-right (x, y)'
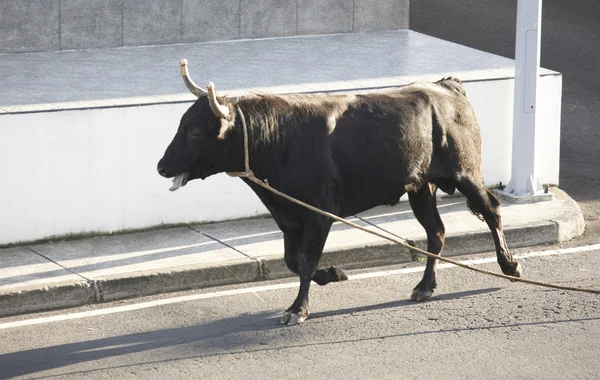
top-left (227, 105), bottom-right (600, 295)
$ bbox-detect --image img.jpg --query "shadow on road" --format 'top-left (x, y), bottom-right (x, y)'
top-left (309, 287), bottom-right (502, 320)
top-left (7, 312), bottom-right (599, 379)
top-left (0, 287), bottom-right (501, 378)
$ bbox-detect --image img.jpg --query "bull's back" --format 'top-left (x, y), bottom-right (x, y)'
top-left (328, 79), bottom-right (478, 216)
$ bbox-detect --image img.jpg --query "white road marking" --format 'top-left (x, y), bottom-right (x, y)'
top-left (1, 243), bottom-right (599, 330)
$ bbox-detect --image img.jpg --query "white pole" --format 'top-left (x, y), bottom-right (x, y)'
top-left (507, 0), bottom-right (544, 196)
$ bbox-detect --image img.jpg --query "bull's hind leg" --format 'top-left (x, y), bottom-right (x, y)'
top-left (452, 175), bottom-right (522, 277)
top-left (284, 232), bottom-right (347, 287)
top-left (409, 183), bottom-right (445, 301)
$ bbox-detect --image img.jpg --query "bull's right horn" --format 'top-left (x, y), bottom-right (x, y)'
top-left (179, 59), bottom-right (206, 97)
top-left (207, 82), bottom-right (230, 119)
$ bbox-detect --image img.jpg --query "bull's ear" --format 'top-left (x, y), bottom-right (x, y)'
top-left (217, 118), bottom-right (234, 140)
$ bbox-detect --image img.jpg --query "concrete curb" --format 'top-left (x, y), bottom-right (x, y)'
top-left (0, 260), bottom-right (261, 318)
top-left (0, 217), bottom-right (573, 318)
top-left (0, 280), bottom-right (95, 317)
top-left (260, 221), bottom-right (558, 280)
top-left (548, 188), bottom-right (587, 242)
top-left (97, 259), bottom-right (262, 303)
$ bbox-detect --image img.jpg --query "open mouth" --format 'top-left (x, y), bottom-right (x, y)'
top-left (169, 172), bottom-right (189, 192)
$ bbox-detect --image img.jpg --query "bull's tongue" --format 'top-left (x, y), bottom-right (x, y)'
top-left (169, 172), bottom-right (189, 192)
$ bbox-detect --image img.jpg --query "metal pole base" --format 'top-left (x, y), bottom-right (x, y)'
top-left (494, 189), bottom-right (554, 204)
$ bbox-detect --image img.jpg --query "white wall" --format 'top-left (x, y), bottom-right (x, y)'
top-left (463, 79), bottom-right (516, 185)
top-left (464, 75), bottom-right (562, 187)
top-left (0, 76), bottom-right (562, 246)
top-left (535, 74), bottom-right (563, 185)
top-left (0, 104), bottom-right (268, 246)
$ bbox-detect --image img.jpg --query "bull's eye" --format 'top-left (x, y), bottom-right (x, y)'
top-left (190, 131), bottom-right (203, 139)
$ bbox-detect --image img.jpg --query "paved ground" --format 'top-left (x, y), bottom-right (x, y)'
top-left (1, 243), bottom-right (599, 379)
top-left (410, 0), bottom-right (600, 243)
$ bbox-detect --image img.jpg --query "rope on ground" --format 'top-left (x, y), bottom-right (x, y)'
top-left (227, 105), bottom-right (600, 295)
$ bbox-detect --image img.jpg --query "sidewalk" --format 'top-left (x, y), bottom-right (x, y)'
top-left (0, 187), bottom-right (584, 317)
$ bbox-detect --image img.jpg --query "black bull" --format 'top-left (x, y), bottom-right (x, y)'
top-left (157, 75), bottom-right (522, 325)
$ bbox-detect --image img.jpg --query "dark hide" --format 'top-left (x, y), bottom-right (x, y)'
top-left (157, 78), bottom-right (521, 324)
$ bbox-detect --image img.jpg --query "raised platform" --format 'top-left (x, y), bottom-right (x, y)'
top-left (0, 30), bottom-right (563, 246)
top-left (0, 30), bottom-right (558, 113)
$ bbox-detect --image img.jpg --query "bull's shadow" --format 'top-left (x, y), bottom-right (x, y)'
top-left (0, 287), bottom-right (498, 379)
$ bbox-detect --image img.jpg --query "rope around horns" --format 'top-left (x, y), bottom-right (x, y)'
top-left (226, 105), bottom-right (600, 295)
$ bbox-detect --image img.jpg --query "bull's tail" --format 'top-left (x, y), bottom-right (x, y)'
top-left (486, 188), bottom-right (501, 208)
top-left (436, 77), bottom-right (467, 96)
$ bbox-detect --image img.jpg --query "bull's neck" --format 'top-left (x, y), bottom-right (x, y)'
top-left (227, 98), bottom-right (293, 180)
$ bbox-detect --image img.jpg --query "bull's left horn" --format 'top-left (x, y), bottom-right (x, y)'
top-left (207, 82), bottom-right (230, 119)
top-left (180, 59), bottom-right (206, 97)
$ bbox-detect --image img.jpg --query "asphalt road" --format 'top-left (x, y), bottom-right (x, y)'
top-left (410, 0), bottom-right (600, 242)
top-left (1, 244), bottom-right (599, 379)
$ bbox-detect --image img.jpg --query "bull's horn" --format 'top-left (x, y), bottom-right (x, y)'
top-left (179, 59), bottom-right (206, 97)
top-left (207, 82), bottom-right (230, 119)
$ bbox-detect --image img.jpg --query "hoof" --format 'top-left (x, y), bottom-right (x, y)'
top-left (410, 288), bottom-right (434, 302)
top-left (337, 269), bottom-right (349, 282)
top-left (313, 266), bottom-right (348, 286)
top-left (280, 310), bottom-right (309, 326)
top-left (509, 262), bottom-right (522, 282)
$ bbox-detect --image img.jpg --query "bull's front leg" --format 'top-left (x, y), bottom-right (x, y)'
top-left (280, 253), bottom-right (315, 325)
top-left (281, 216), bottom-right (332, 326)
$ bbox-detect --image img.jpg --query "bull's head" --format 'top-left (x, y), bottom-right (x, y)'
top-left (157, 59), bottom-right (237, 191)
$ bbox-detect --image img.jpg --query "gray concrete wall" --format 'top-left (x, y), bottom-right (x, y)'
top-left (0, 0), bottom-right (409, 53)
